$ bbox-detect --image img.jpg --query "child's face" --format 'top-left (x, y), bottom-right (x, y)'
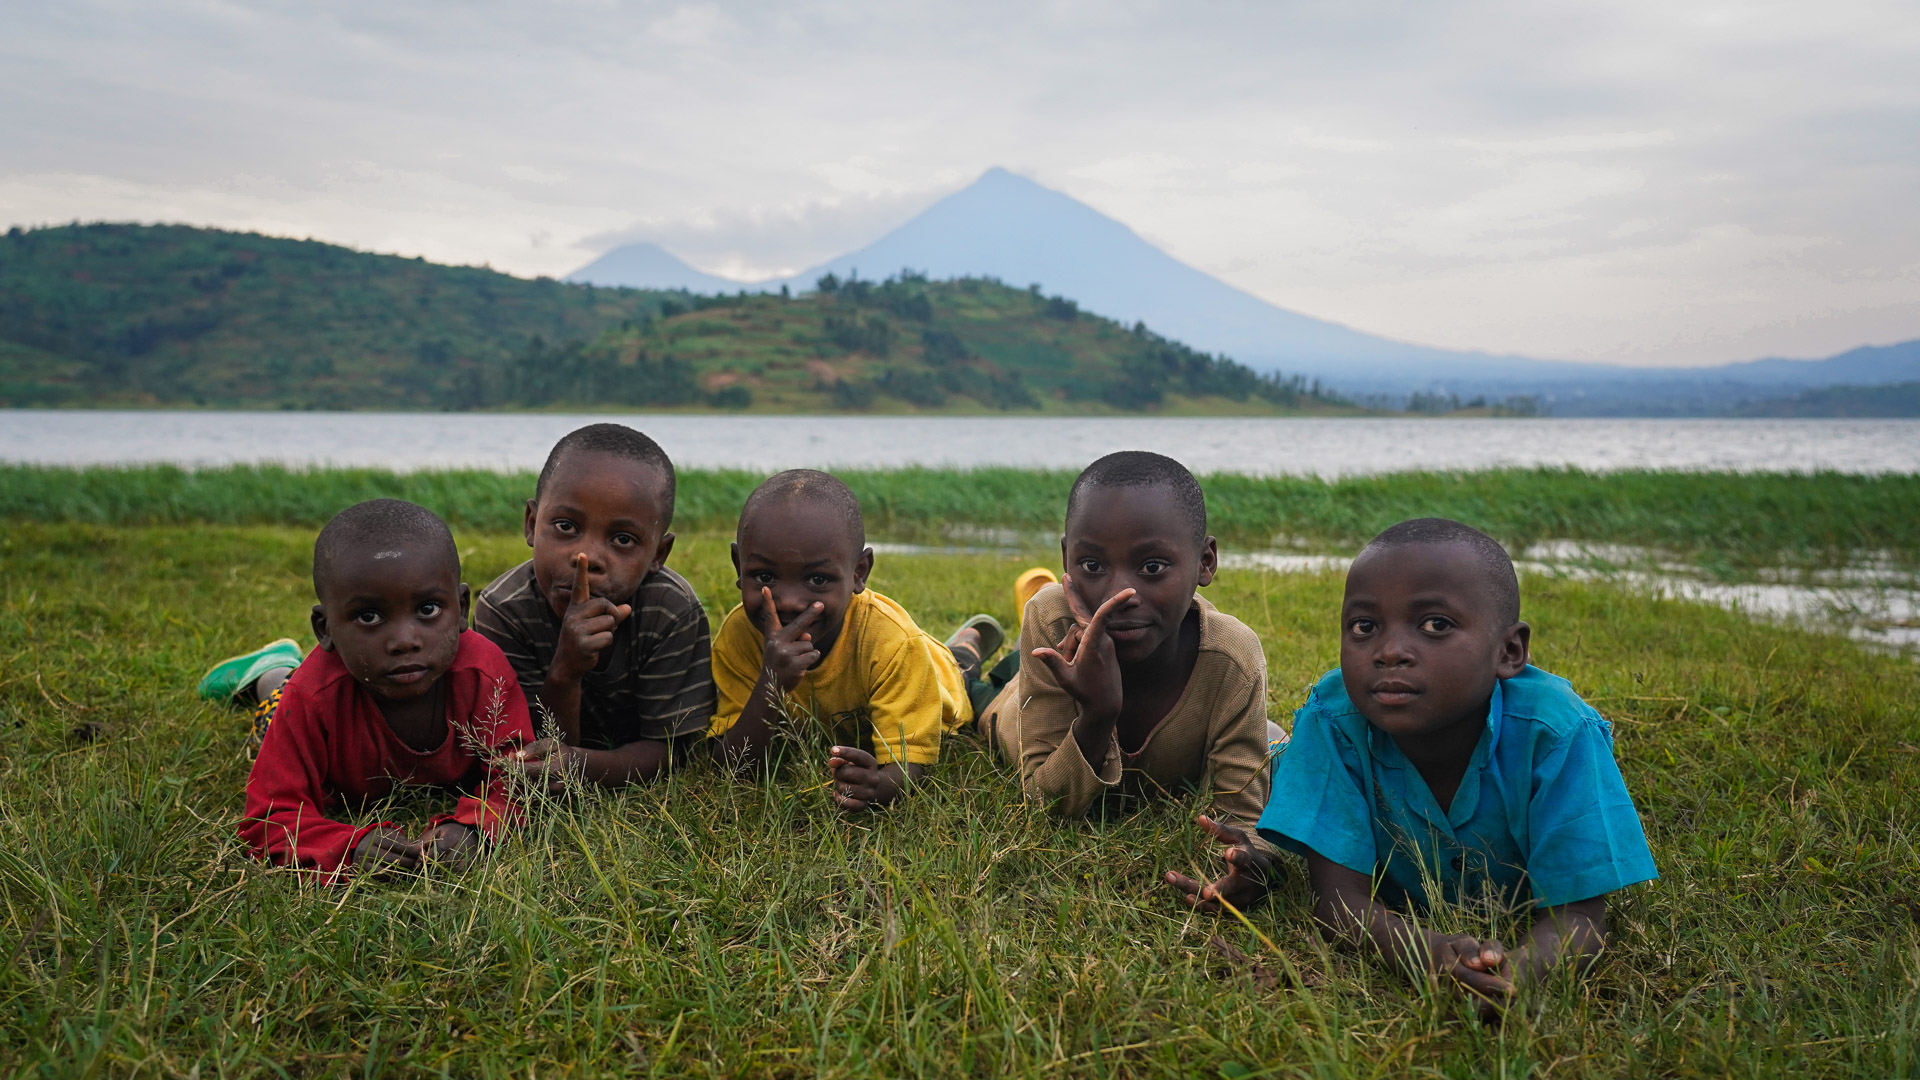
top-left (524, 451), bottom-right (675, 617)
top-left (731, 499), bottom-right (873, 664)
top-left (1339, 542), bottom-right (1529, 741)
top-left (1061, 484), bottom-right (1217, 665)
top-left (311, 543), bottom-right (470, 702)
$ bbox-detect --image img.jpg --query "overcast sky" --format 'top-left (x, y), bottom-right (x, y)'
top-left (4, 0), bottom-right (1917, 365)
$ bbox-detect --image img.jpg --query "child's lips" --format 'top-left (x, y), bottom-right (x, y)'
top-left (1106, 622), bottom-right (1152, 643)
top-left (386, 665), bottom-right (431, 684)
top-left (1370, 682), bottom-right (1421, 705)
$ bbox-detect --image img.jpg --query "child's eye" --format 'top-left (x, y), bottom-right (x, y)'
top-left (419, 602), bottom-right (444, 618)
top-left (750, 571), bottom-right (775, 586)
top-left (1419, 616), bottom-right (1455, 633)
top-left (612, 533), bottom-right (637, 548)
top-left (1140, 558), bottom-right (1171, 575)
top-left (552, 519), bottom-right (576, 535)
top-left (353, 610), bottom-right (383, 626)
top-left (1347, 618), bottom-right (1376, 637)
top-left (1075, 558), bottom-right (1104, 575)
top-left (807, 574), bottom-right (834, 588)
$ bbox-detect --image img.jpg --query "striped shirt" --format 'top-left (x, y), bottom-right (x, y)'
top-left (473, 560), bottom-right (715, 749)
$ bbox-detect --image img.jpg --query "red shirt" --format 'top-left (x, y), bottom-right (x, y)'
top-left (240, 630), bottom-right (536, 882)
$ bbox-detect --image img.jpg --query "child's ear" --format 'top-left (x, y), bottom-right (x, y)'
top-left (1195, 535), bottom-right (1219, 588)
top-left (852, 547), bottom-right (874, 593)
top-left (310, 604), bottom-right (335, 652)
top-left (458, 583), bottom-right (472, 626)
top-left (522, 498), bottom-right (538, 548)
top-left (729, 541), bottom-right (741, 583)
top-left (652, 532), bottom-right (676, 574)
top-left (1497, 621), bottom-right (1531, 679)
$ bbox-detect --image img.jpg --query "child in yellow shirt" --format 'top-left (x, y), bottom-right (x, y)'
top-left (708, 469), bottom-right (970, 810)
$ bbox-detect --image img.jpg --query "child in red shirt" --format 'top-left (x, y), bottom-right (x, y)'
top-left (240, 499), bottom-right (535, 882)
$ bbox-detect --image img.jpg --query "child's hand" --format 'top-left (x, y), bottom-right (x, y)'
top-left (504, 737), bottom-right (581, 795)
top-left (417, 821), bottom-right (481, 871)
top-left (825, 745), bottom-right (886, 811)
top-left (760, 588), bottom-right (823, 692)
top-left (1029, 575), bottom-right (1133, 723)
top-left (1163, 814), bottom-right (1276, 914)
top-left (351, 826), bottom-right (422, 876)
top-left (553, 554), bottom-right (632, 682)
top-left (1429, 932), bottom-right (1514, 1014)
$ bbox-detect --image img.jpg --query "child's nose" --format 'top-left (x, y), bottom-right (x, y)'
top-left (1376, 629), bottom-right (1418, 665)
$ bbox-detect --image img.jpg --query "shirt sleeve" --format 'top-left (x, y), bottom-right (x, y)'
top-left (630, 597), bottom-right (717, 742)
top-left (239, 675), bottom-right (389, 884)
top-left (1203, 657), bottom-right (1276, 851)
top-left (1523, 715), bottom-right (1659, 907)
top-left (863, 634), bottom-right (948, 766)
top-left (1256, 684), bottom-right (1377, 875)
top-left (1007, 591), bottom-right (1123, 817)
top-left (706, 605), bottom-right (764, 739)
top-left (434, 663), bottom-right (537, 842)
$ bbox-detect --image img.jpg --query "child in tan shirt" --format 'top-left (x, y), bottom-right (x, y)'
top-left (970, 451), bottom-right (1280, 912)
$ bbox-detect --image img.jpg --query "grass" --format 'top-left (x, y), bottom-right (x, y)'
top-left (4, 464), bottom-right (1919, 573)
top-left (1, 518), bottom-right (1917, 1077)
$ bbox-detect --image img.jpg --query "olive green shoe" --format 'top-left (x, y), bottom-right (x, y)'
top-left (197, 638), bottom-right (304, 702)
top-left (945, 614), bottom-right (1006, 674)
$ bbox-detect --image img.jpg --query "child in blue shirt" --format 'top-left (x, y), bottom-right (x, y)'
top-left (1258, 518), bottom-right (1656, 1016)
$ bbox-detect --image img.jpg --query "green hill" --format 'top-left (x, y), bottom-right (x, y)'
top-left (0, 223), bottom-right (1350, 414)
top-left (0, 223), bottom-right (679, 409)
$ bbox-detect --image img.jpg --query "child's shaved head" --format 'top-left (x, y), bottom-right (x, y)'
top-left (536, 422), bottom-right (677, 525)
top-left (1066, 451), bottom-right (1207, 546)
top-left (313, 499), bottom-right (458, 595)
top-left (1360, 518), bottom-right (1520, 625)
top-left (740, 469), bottom-right (865, 552)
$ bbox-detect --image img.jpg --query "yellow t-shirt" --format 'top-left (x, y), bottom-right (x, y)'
top-left (708, 588), bottom-right (971, 766)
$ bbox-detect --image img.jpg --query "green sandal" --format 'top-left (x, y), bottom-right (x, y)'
top-left (945, 614), bottom-right (1006, 666)
top-left (197, 638), bottom-right (305, 702)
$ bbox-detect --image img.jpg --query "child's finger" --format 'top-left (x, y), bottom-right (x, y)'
top-left (829, 746), bottom-right (877, 768)
top-left (1030, 646), bottom-right (1071, 682)
top-left (1083, 588), bottom-right (1138, 641)
top-left (762, 587), bottom-right (782, 634)
top-left (614, 603), bottom-right (632, 625)
top-left (570, 553), bottom-right (591, 608)
top-left (781, 601), bottom-right (825, 638)
top-left (1059, 573), bottom-right (1095, 625)
top-left (1163, 870), bottom-right (1206, 896)
top-left (1196, 814), bottom-right (1250, 847)
top-left (512, 737), bottom-right (557, 762)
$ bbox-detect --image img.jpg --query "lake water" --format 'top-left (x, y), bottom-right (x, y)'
top-left (1, 410), bottom-right (1917, 476)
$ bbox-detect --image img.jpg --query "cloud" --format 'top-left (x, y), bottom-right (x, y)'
top-left (0, 0), bottom-right (1915, 364)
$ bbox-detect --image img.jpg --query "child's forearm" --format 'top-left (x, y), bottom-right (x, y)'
top-left (1068, 705), bottom-right (1120, 770)
top-left (1511, 898), bottom-right (1608, 985)
top-left (864, 762), bottom-right (925, 808)
top-left (535, 669), bottom-right (584, 744)
top-left (573, 738), bottom-right (675, 786)
top-left (1309, 854), bottom-right (1439, 978)
top-left (716, 672), bottom-right (783, 770)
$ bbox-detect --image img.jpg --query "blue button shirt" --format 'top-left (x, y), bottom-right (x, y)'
top-left (1257, 665), bottom-right (1657, 910)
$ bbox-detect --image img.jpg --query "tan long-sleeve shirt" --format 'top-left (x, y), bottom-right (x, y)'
top-left (980, 583), bottom-right (1273, 834)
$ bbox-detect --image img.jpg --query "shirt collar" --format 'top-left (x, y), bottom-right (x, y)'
top-left (1366, 678), bottom-right (1505, 831)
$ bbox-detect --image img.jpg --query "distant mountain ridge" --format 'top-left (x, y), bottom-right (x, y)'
top-left (569, 168), bottom-right (1920, 412)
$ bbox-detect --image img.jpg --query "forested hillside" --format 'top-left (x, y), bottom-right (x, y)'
top-left (0, 224), bottom-right (1350, 414)
top-left (0, 224), bottom-right (677, 409)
